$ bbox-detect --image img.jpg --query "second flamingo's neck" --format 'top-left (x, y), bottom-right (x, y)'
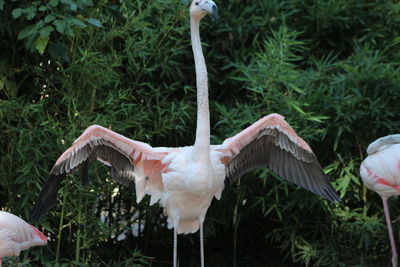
top-left (191, 16), bottom-right (210, 161)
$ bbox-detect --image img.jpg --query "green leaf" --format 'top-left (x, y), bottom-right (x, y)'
top-left (17, 20), bottom-right (44, 40)
top-left (18, 26), bottom-right (36, 40)
top-left (12, 8), bottom-right (23, 18)
top-left (392, 36), bottom-right (400, 46)
top-left (40, 25), bottom-right (54, 37)
top-left (49, 0), bottom-right (59, 7)
top-left (0, 0), bottom-right (4, 11)
top-left (86, 18), bottom-right (103, 28)
top-left (53, 19), bottom-right (66, 33)
top-left (307, 115), bottom-right (330, 123)
top-left (44, 15), bottom-right (56, 23)
top-left (35, 36), bottom-right (49, 55)
top-left (81, 0), bottom-right (94, 7)
top-left (4, 79), bottom-right (17, 98)
top-left (60, 0), bottom-right (72, 4)
top-left (69, 17), bottom-right (87, 28)
top-left (286, 98), bottom-right (306, 115)
top-left (70, 3), bottom-right (77, 11)
top-left (288, 83), bottom-right (304, 94)
top-left (39, 6), bottom-right (48, 12)
top-left (24, 6), bottom-right (37, 20)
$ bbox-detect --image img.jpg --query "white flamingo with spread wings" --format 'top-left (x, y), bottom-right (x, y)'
top-left (360, 134), bottom-right (400, 267)
top-left (31, 1), bottom-right (340, 266)
top-left (0, 211), bottom-right (47, 266)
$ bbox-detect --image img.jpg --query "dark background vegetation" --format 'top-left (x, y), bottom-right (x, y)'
top-left (1, 0), bottom-right (400, 266)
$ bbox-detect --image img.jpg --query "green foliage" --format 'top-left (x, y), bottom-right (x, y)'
top-left (1, 0), bottom-right (400, 266)
top-left (6, 0), bottom-right (103, 54)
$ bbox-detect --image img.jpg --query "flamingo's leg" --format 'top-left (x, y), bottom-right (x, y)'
top-left (200, 223), bottom-right (205, 267)
top-left (382, 197), bottom-right (398, 267)
top-left (173, 228), bottom-right (177, 267)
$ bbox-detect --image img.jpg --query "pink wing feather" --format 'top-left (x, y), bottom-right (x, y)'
top-left (214, 113), bottom-right (340, 202)
top-left (31, 125), bottom-right (169, 220)
top-left (221, 113), bottom-right (312, 154)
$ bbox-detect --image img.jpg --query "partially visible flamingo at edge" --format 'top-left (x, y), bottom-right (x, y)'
top-left (360, 134), bottom-right (400, 267)
top-left (0, 211), bottom-right (47, 266)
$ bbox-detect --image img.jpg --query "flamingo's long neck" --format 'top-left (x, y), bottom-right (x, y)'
top-left (191, 16), bottom-right (210, 161)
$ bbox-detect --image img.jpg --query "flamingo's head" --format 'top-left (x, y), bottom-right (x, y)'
top-left (190, 0), bottom-right (218, 21)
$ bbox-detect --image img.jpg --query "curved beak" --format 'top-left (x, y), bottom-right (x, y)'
top-left (200, 0), bottom-right (218, 21)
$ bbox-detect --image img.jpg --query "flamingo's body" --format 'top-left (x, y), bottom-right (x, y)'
top-left (0, 211), bottom-right (47, 266)
top-left (360, 134), bottom-right (400, 267)
top-left (161, 145), bottom-right (225, 233)
top-left (31, 1), bottom-right (339, 266)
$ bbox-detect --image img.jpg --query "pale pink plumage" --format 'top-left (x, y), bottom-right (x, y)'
top-left (219, 113), bottom-right (313, 154)
top-left (0, 211), bottom-right (47, 266)
top-left (360, 134), bottom-right (400, 267)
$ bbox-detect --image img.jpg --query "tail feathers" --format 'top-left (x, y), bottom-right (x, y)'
top-left (176, 220), bottom-right (200, 234)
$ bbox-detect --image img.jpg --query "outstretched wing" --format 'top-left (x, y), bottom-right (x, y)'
top-left (213, 114), bottom-right (340, 202)
top-left (31, 125), bottom-right (168, 221)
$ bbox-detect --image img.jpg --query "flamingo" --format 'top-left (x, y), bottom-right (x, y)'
top-left (31, 0), bottom-right (340, 266)
top-left (360, 134), bottom-right (400, 267)
top-left (0, 211), bottom-right (47, 266)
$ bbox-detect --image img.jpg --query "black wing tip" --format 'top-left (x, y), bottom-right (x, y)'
top-left (31, 173), bottom-right (65, 221)
top-left (323, 186), bottom-right (341, 203)
top-left (31, 203), bottom-right (53, 221)
top-left (80, 161), bottom-right (89, 187)
top-left (30, 191), bottom-right (57, 221)
top-left (30, 208), bottom-right (40, 221)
